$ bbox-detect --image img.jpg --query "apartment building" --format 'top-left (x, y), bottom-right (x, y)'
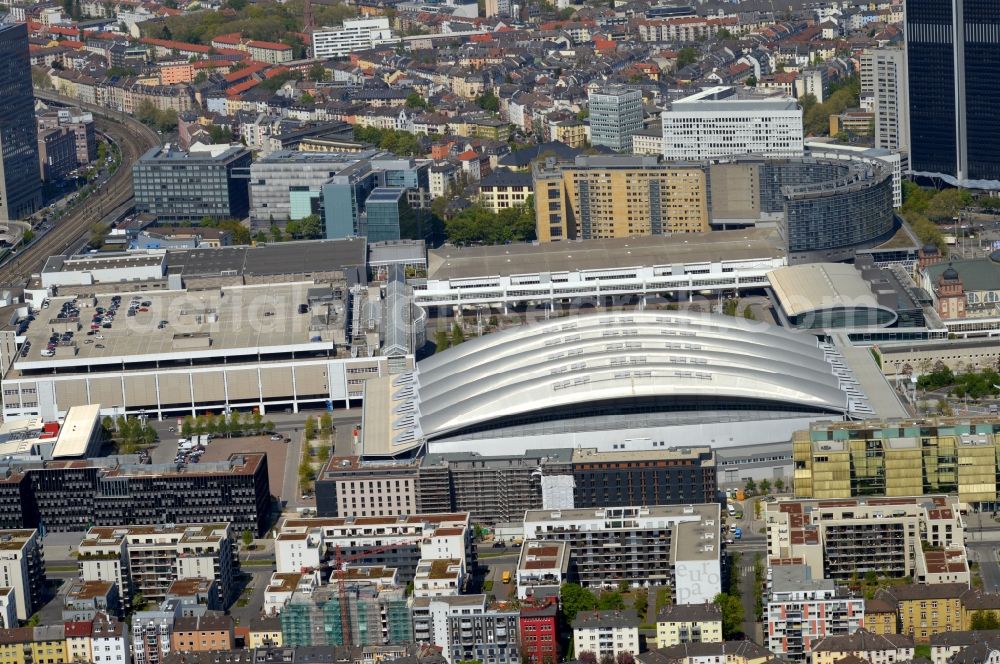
top-left (661, 86), bottom-right (803, 161)
top-left (515, 541), bottom-right (569, 601)
top-left (411, 595), bottom-right (520, 664)
top-left (91, 613), bottom-right (129, 664)
top-left (0, 530), bottom-right (44, 622)
top-left (876, 584), bottom-right (967, 642)
top-left (811, 629), bottom-right (915, 664)
top-left (169, 613), bottom-right (235, 652)
top-left (78, 523), bottom-right (238, 612)
top-left (861, 48), bottom-right (909, 153)
top-left (764, 496), bottom-right (965, 581)
top-left (572, 610), bottom-right (640, 660)
top-left (519, 598), bottom-right (559, 664)
top-left (312, 19), bottom-right (394, 58)
top-left (132, 601), bottom-right (184, 664)
top-left (281, 582), bottom-right (411, 647)
top-left (522, 504), bottom-right (721, 602)
top-left (655, 603), bottom-right (723, 648)
top-left (413, 559), bottom-right (464, 598)
top-left (638, 641), bottom-right (774, 664)
top-left (274, 513), bottom-right (473, 583)
top-left (533, 154), bottom-right (709, 242)
top-left (765, 565), bottom-right (865, 660)
top-left (793, 419), bottom-right (1000, 508)
top-left (865, 597), bottom-right (899, 635)
top-left (588, 87), bottom-right (642, 152)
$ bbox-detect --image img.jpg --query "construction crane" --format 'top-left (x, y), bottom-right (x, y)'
top-left (329, 538), bottom-right (426, 649)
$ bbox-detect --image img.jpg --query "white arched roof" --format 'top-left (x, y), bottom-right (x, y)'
top-left (415, 311), bottom-right (861, 441)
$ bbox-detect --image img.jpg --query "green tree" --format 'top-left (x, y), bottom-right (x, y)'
top-left (241, 528), bottom-right (253, 550)
top-left (181, 415), bottom-right (194, 438)
top-left (744, 478), bottom-right (757, 495)
top-left (434, 328), bottom-right (451, 353)
top-left (476, 91), bottom-right (500, 112)
top-left (319, 412), bottom-right (334, 439)
top-left (21, 230), bottom-right (34, 245)
top-left (676, 46), bottom-right (699, 70)
top-left (925, 187), bottom-right (972, 222)
top-left (714, 592), bottom-right (744, 639)
top-left (229, 411), bottom-right (243, 436)
top-left (308, 63), bottom-right (330, 82)
top-left (299, 92), bottom-right (315, 105)
top-left (576, 107), bottom-right (589, 121)
top-left (560, 583), bottom-right (597, 622)
top-left (451, 323), bottom-right (466, 346)
top-left (131, 592), bottom-right (147, 612)
top-left (742, 306), bottom-right (756, 320)
top-left (304, 415), bottom-right (317, 441)
top-left (405, 91), bottom-right (429, 110)
top-left (971, 610), bottom-right (1000, 630)
top-left (597, 591), bottom-right (625, 610)
top-left (745, 74), bottom-right (757, 87)
top-left (317, 444), bottom-right (331, 462)
top-left (774, 478), bottom-right (785, 494)
top-left (251, 411), bottom-right (264, 435)
top-left (31, 66), bottom-right (53, 90)
top-left (759, 479), bottom-right (771, 495)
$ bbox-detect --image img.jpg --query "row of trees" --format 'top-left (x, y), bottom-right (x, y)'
top-left (179, 411), bottom-right (275, 438)
top-left (303, 412), bottom-right (335, 441)
top-left (443, 202), bottom-right (536, 246)
top-left (353, 126), bottom-right (425, 157)
top-left (744, 477), bottom-right (785, 495)
top-left (101, 416), bottom-right (157, 454)
top-left (899, 182), bottom-right (974, 251)
top-left (916, 364), bottom-right (1000, 399)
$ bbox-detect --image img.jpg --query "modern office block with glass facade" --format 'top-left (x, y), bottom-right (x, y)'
top-left (588, 86), bottom-right (643, 152)
top-left (0, 20), bottom-right (42, 221)
top-left (906, 0), bottom-right (1000, 188)
top-left (133, 143), bottom-right (251, 222)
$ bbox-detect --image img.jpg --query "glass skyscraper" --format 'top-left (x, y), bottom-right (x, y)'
top-left (0, 20), bottom-right (42, 221)
top-left (906, 0), bottom-right (1000, 188)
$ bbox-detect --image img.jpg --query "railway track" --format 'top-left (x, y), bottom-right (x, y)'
top-left (0, 92), bottom-right (159, 285)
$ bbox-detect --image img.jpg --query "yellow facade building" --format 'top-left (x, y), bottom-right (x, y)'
top-left (864, 598), bottom-right (899, 634)
top-left (533, 155), bottom-right (709, 242)
top-left (793, 418), bottom-right (1000, 507)
top-left (655, 603), bottom-right (723, 648)
top-left (878, 584), bottom-right (966, 643)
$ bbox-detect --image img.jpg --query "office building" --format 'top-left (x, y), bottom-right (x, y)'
top-left (37, 128), bottom-right (77, 182)
top-left (363, 187), bottom-right (409, 243)
top-left (764, 496), bottom-right (965, 582)
top-left (36, 107), bottom-right (96, 166)
top-left (792, 419), bottom-right (1000, 508)
top-left (0, 453), bottom-right (271, 537)
top-left (905, 0), bottom-right (1000, 187)
top-left (78, 523), bottom-right (238, 611)
top-left (588, 87), bottom-right (642, 152)
top-left (0, 21), bottom-right (42, 220)
top-left (765, 565), bottom-right (865, 661)
top-left (0, 529), bottom-right (44, 622)
top-left (655, 604), bottom-right (723, 648)
top-left (533, 155), bottom-right (895, 261)
top-left (533, 154), bottom-right (709, 241)
top-left (274, 513), bottom-right (474, 582)
top-left (133, 143), bottom-right (252, 222)
top-left (861, 49), bottom-right (909, 154)
top-left (805, 141), bottom-right (905, 208)
top-left (315, 456), bottom-right (420, 518)
top-left (661, 87), bottom-right (803, 161)
top-left (522, 504), bottom-right (721, 601)
top-left (312, 18), bottom-right (395, 59)
top-left (572, 610), bottom-right (640, 660)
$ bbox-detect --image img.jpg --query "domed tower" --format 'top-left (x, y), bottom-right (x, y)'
top-left (935, 263), bottom-right (966, 319)
top-left (918, 242), bottom-right (945, 270)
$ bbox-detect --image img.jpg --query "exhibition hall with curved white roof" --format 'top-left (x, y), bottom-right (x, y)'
top-left (360, 311), bottom-right (879, 459)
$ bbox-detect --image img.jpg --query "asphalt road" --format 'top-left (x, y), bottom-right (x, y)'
top-left (968, 542), bottom-right (1000, 592)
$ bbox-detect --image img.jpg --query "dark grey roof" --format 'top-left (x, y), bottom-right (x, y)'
top-left (656, 602), bottom-right (722, 624)
top-left (479, 169), bottom-right (533, 188)
top-left (812, 628), bottom-right (914, 653)
top-left (572, 609), bottom-right (639, 630)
